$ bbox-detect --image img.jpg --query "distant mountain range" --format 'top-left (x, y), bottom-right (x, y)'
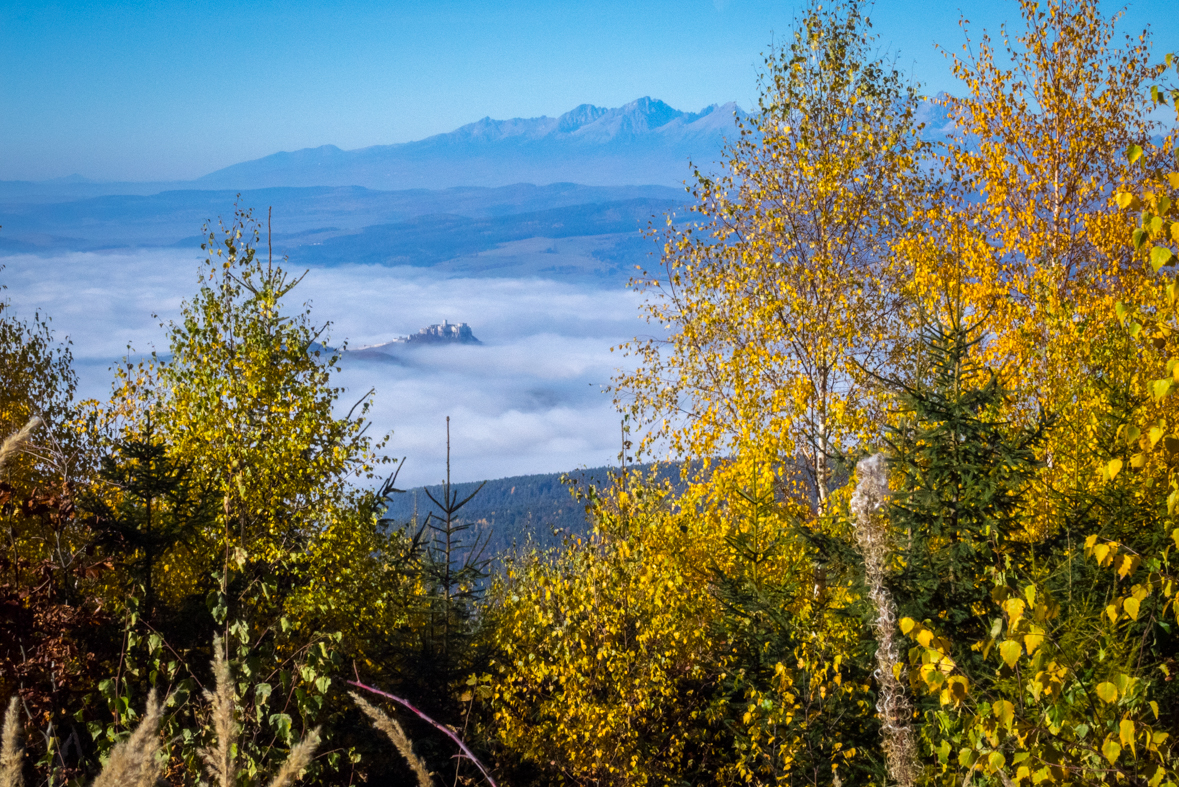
top-left (0, 98), bottom-right (741, 200)
top-left (192, 98), bottom-right (742, 191)
top-left (0, 95), bottom-right (958, 283)
top-left (0, 95), bottom-right (966, 200)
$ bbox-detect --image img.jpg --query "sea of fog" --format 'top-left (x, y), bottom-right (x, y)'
top-left (0, 249), bottom-right (651, 486)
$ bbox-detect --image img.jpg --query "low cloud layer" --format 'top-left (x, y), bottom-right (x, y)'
top-left (1, 249), bottom-right (653, 486)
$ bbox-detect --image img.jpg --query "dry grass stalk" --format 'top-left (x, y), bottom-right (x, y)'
top-left (198, 636), bottom-right (238, 787)
top-left (264, 727), bottom-right (321, 787)
top-left (349, 692), bottom-right (433, 787)
top-left (849, 453), bottom-right (917, 787)
top-left (1, 697), bottom-right (24, 787)
top-left (0, 416), bottom-right (42, 471)
top-left (92, 689), bottom-right (166, 787)
top-left (198, 637), bottom-right (320, 787)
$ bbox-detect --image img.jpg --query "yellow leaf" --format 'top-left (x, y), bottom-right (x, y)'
top-left (1106, 458), bottom-right (1124, 478)
top-left (988, 751), bottom-right (1006, 772)
top-left (1023, 630), bottom-right (1045, 655)
top-left (1120, 718), bottom-right (1135, 749)
top-left (1004, 597), bottom-right (1026, 624)
top-left (999, 640), bottom-right (1022, 669)
top-left (1150, 426), bottom-right (1165, 447)
top-left (946, 676), bottom-right (968, 705)
top-left (1093, 543), bottom-right (1111, 565)
top-left (899, 617), bottom-right (917, 635)
top-left (1102, 737), bottom-right (1122, 764)
top-left (1096, 681), bottom-right (1119, 703)
top-left (919, 662), bottom-right (946, 688)
top-left (993, 699), bottom-right (1015, 729)
top-left (1123, 596), bottom-right (1140, 620)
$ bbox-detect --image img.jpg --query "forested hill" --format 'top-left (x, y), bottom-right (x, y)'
top-left (382, 462), bottom-right (685, 553)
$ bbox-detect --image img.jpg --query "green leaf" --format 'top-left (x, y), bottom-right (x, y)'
top-left (1151, 246), bottom-right (1175, 272)
top-left (1127, 144), bottom-right (1144, 164)
top-left (269, 712), bottom-right (293, 743)
top-left (1153, 379), bottom-right (1173, 400)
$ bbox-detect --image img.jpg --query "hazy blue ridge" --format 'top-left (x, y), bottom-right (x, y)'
top-left (0, 184), bottom-right (688, 250)
top-left (283, 198), bottom-right (684, 267)
top-left (383, 462), bottom-right (688, 555)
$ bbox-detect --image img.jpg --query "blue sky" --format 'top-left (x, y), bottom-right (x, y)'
top-left (2, 0), bottom-right (1176, 182)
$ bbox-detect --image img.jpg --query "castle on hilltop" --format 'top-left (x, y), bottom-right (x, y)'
top-left (402, 320), bottom-right (482, 346)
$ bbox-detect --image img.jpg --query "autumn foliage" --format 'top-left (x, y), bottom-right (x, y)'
top-left (3, 0), bottom-right (1179, 784)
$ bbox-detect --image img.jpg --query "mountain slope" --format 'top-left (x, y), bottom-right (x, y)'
top-left (382, 462), bottom-right (689, 554)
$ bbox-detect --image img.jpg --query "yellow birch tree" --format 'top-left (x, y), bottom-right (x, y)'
top-left (615, 0), bottom-right (927, 510)
top-left (898, 0), bottom-right (1170, 529)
